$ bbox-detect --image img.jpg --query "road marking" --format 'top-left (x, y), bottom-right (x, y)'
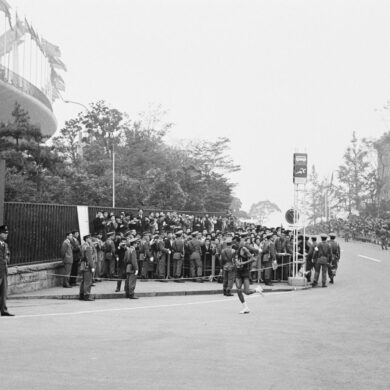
top-left (9, 291), bottom-right (293, 319)
top-left (358, 255), bottom-right (381, 263)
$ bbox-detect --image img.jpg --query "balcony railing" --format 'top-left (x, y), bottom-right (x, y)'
top-left (0, 64), bottom-right (52, 112)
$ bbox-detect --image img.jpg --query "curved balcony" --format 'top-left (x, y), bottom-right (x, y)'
top-left (0, 64), bottom-right (57, 136)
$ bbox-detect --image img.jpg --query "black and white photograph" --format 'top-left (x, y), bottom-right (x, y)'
top-left (0, 1), bottom-right (389, 389)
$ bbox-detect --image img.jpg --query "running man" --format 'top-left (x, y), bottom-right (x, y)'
top-left (234, 235), bottom-right (263, 314)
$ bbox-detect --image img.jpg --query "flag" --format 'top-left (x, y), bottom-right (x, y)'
top-left (51, 68), bottom-right (65, 91)
top-left (41, 37), bottom-right (61, 58)
top-left (49, 56), bottom-right (67, 72)
top-left (51, 87), bottom-right (62, 101)
top-left (0, 0), bottom-right (12, 30)
top-left (14, 12), bottom-right (27, 40)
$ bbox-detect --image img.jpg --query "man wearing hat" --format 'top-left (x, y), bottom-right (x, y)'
top-left (328, 233), bottom-right (340, 284)
top-left (79, 234), bottom-right (95, 301)
top-left (69, 231), bottom-right (81, 286)
top-left (60, 232), bottom-right (74, 288)
top-left (0, 225), bottom-right (14, 316)
top-left (188, 232), bottom-right (204, 282)
top-left (305, 236), bottom-right (318, 282)
top-left (139, 233), bottom-right (151, 279)
top-left (220, 237), bottom-right (236, 296)
top-left (103, 232), bottom-right (116, 279)
top-left (312, 234), bottom-right (333, 288)
top-left (125, 237), bottom-right (139, 299)
top-left (115, 238), bottom-right (128, 292)
top-left (172, 230), bottom-right (185, 281)
top-left (261, 233), bottom-right (275, 286)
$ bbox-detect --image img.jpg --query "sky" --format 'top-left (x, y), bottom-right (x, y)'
top-left (9, 0), bottom-right (390, 213)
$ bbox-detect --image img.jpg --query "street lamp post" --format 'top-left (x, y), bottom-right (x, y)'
top-left (63, 100), bottom-right (89, 159)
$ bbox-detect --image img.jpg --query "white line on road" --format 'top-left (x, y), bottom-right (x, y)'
top-left (8, 291), bottom-right (293, 319)
top-left (358, 255), bottom-right (381, 263)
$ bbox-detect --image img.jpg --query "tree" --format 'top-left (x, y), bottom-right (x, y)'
top-left (0, 103), bottom-right (63, 202)
top-left (249, 200), bottom-right (281, 224)
top-left (337, 132), bottom-right (376, 214)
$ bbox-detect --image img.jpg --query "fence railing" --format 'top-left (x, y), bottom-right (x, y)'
top-left (0, 64), bottom-right (53, 111)
top-left (4, 202), bottom-right (225, 266)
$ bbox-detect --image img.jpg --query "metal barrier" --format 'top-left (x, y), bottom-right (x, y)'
top-left (4, 202), bottom-right (226, 266)
top-left (4, 202), bottom-right (78, 265)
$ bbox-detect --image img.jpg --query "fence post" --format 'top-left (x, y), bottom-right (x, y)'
top-left (0, 159), bottom-right (5, 225)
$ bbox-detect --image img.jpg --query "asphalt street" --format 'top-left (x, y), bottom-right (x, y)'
top-left (0, 241), bottom-right (389, 390)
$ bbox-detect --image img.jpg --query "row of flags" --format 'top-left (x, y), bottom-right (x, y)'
top-left (0, 0), bottom-right (66, 101)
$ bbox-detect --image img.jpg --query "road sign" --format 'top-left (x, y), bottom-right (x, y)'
top-left (285, 208), bottom-right (299, 224)
top-left (293, 153), bottom-right (308, 184)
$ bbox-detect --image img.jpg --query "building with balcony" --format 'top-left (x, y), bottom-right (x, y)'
top-left (0, 1), bottom-right (65, 136)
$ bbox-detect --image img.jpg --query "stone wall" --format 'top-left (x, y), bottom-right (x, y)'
top-left (8, 261), bottom-right (64, 295)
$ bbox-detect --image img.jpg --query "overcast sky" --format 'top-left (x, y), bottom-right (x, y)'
top-left (11, 0), bottom-right (390, 212)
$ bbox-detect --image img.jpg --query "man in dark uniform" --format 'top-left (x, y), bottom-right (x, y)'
top-left (103, 232), bottom-right (116, 278)
top-left (115, 238), bottom-right (128, 292)
top-left (125, 237), bottom-right (139, 299)
top-left (0, 225), bottom-right (14, 316)
top-left (306, 236), bottom-right (318, 283)
top-left (188, 232), bottom-right (204, 282)
top-left (69, 231), bottom-right (81, 286)
top-left (220, 237), bottom-right (236, 296)
top-left (139, 232), bottom-right (151, 279)
top-left (172, 230), bottom-right (185, 281)
top-left (60, 232), bottom-right (73, 288)
top-left (312, 234), bottom-right (332, 288)
top-left (262, 233), bottom-right (275, 286)
top-left (79, 234), bottom-right (95, 301)
top-left (328, 233), bottom-right (341, 284)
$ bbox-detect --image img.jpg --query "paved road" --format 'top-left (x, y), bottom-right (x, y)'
top-left (1, 241), bottom-right (389, 390)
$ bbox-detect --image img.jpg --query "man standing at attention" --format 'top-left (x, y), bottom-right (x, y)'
top-left (79, 234), bottom-right (95, 301)
top-left (60, 232), bottom-right (73, 288)
top-left (0, 225), bottom-right (14, 316)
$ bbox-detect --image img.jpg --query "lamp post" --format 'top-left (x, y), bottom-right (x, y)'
top-left (63, 100), bottom-right (89, 159)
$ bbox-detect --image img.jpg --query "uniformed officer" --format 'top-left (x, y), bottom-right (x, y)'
top-left (305, 236), bottom-right (318, 282)
top-left (328, 233), bottom-right (341, 284)
top-left (60, 232), bottom-right (73, 288)
top-left (115, 238), bottom-right (128, 292)
top-left (220, 237), bottom-right (236, 296)
top-left (188, 231), bottom-right (204, 282)
top-left (261, 233), bottom-right (275, 286)
top-left (0, 225), bottom-right (14, 316)
top-left (79, 234), bottom-right (95, 301)
top-left (172, 230), bottom-right (185, 281)
top-left (312, 234), bottom-right (333, 288)
top-left (125, 237), bottom-right (139, 299)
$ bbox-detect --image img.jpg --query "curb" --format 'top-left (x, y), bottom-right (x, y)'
top-left (8, 286), bottom-right (311, 300)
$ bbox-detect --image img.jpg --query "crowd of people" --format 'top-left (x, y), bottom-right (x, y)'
top-left (60, 209), bottom-right (342, 312)
top-left (307, 215), bottom-right (390, 249)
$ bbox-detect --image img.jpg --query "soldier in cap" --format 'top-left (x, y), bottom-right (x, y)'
top-left (60, 231), bottom-right (74, 288)
top-left (102, 231), bottom-right (116, 279)
top-left (0, 225), bottom-right (14, 316)
top-left (188, 232), bottom-right (204, 282)
top-left (115, 238), bottom-right (128, 292)
top-left (139, 233), bottom-right (151, 279)
top-left (261, 233), bottom-right (275, 286)
top-left (69, 231), bottom-right (81, 286)
top-left (220, 237), bottom-right (236, 296)
top-left (125, 237), bottom-right (139, 299)
top-left (305, 236), bottom-right (318, 282)
top-left (79, 234), bottom-right (95, 301)
top-left (172, 230), bottom-right (185, 281)
top-left (328, 233), bottom-right (340, 284)
top-left (312, 234), bottom-right (332, 288)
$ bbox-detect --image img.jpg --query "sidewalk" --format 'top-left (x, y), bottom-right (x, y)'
top-left (9, 278), bottom-right (310, 300)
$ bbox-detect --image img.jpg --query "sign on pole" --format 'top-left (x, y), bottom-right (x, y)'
top-left (293, 153), bottom-right (308, 184)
